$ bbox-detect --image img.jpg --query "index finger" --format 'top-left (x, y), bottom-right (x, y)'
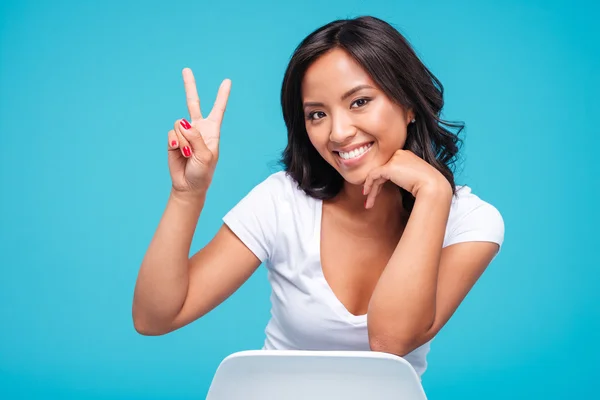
top-left (362, 169), bottom-right (378, 195)
top-left (208, 79), bottom-right (232, 124)
top-left (182, 68), bottom-right (203, 120)
top-left (363, 166), bottom-right (388, 195)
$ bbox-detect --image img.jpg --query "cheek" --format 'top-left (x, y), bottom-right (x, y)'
top-left (379, 103), bottom-right (409, 138)
top-left (362, 110), bottom-right (407, 149)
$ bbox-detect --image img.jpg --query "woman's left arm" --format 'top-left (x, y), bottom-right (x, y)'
top-left (363, 150), bottom-right (500, 356)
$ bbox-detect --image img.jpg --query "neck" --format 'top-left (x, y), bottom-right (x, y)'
top-left (330, 181), bottom-right (406, 235)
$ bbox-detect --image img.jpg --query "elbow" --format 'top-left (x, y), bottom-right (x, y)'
top-left (133, 317), bottom-right (171, 336)
top-left (132, 306), bottom-right (171, 336)
top-left (369, 335), bottom-right (416, 357)
top-left (133, 319), bottom-right (162, 336)
top-left (367, 313), bottom-right (434, 357)
top-left (369, 327), bottom-right (432, 357)
top-left (367, 300), bottom-right (436, 356)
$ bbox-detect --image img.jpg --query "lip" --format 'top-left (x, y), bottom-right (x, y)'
top-left (334, 142), bottom-right (374, 167)
top-left (333, 141), bottom-right (373, 153)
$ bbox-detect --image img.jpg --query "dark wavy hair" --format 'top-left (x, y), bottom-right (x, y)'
top-left (280, 16), bottom-right (463, 212)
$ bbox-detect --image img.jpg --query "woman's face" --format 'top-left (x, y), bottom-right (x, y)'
top-left (301, 48), bottom-right (413, 186)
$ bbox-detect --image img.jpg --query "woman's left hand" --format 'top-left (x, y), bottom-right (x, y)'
top-left (363, 150), bottom-right (451, 209)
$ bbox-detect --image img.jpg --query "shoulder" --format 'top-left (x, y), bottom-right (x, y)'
top-left (229, 170), bottom-right (313, 214)
top-left (449, 186), bottom-right (502, 220)
top-left (222, 171), bottom-right (302, 262)
top-left (222, 170), bottom-right (315, 262)
top-left (444, 186), bottom-right (505, 248)
top-left (247, 170), bottom-right (303, 200)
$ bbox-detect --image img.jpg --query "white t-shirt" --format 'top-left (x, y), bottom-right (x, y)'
top-left (222, 171), bottom-right (504, 378)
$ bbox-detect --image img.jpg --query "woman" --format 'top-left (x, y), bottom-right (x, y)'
top-left (132, 16), bottom-right (504, 378)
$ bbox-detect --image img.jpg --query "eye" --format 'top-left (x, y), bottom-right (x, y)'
top-left (307, 111), bottom-right (326, 121)
top-left (351, 98), bottom-right (370, 108)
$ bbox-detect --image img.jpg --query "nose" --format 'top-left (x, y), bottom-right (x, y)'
top-left (329, 112), bottom-right (357, 144)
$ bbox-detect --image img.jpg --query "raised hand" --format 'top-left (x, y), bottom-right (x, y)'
top-left (362, 150), bottom-right (451, 209)
top-left (168, 68), bottom-right (231, 196)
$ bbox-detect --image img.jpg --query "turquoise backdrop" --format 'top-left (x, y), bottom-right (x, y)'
top-left (1, 0), bottom-right (598, 398)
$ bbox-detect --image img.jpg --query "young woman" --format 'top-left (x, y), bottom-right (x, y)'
top-left (132, 16), bottom-right (504, 378)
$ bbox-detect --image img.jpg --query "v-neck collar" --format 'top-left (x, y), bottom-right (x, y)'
top-left (312, 198), bottom-right (368, 326)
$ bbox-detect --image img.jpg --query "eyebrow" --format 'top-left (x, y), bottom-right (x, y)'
top-left (303, 84), bottom-right (375, 109)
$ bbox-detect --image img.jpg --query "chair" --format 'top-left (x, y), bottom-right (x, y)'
top-left (206, 350), bottom-right (428, 399)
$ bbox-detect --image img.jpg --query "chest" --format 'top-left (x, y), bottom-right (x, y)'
top-left (319, 211), bottom-right (403, 317)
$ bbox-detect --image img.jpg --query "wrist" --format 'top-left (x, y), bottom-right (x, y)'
top-left (170, 187), bottom-right (207, 206)
top-left (415, 177), bottom-right (452, 200)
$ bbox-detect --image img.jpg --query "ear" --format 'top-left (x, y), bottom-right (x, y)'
top-left (406, 108), bottom-right (415, 125)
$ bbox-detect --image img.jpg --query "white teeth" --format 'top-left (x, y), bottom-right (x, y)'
top-left (338, 143), bottom-right (372, 160)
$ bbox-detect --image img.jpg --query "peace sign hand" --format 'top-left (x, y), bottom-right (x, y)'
top-left (168, 68), bottom-right (231, 196)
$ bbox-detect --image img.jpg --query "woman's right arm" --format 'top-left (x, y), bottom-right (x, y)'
top-left (132, 68), bottom-right (260, 335)
top-left (132, 189), bottom-right (261, 336)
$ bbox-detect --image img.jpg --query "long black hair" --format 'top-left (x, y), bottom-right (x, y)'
top-left (281, 16), bottom-right (463, 212)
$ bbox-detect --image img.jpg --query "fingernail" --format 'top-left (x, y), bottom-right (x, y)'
top-left (364, 200), bottom-right (368, 208)
top-left (183, 146), bottom-right (191, 157)
top-left (180, 119), bottom-right (191, 130)
top-left (171, 140), bottom-right (178, 147)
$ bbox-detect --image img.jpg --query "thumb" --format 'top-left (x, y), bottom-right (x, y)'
top-left (176, 118), bottom-right (212, 159)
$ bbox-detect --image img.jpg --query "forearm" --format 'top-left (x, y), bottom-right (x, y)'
top-left (133, 189), bottom-right (206, 329)
top-left (368, 187), bottom-right (452, 352)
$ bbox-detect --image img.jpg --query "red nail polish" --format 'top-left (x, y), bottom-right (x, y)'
top-left (180, 119), bottom-right (191, 130)
top-left (171, 140), bottom-right (177, 147)
top-left (183, 146), bottom-right (191, 157)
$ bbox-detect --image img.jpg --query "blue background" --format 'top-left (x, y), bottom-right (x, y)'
top-left (1, 0), bottom-right (598, 398)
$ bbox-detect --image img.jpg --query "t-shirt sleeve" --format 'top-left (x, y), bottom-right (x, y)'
top-left (222, 172), bottom-right (285, 262)
top-left (444, 188), bottom-right (505, 250)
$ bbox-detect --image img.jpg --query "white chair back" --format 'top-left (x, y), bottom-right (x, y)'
top-left (206, 350), bottom-right (427, 399)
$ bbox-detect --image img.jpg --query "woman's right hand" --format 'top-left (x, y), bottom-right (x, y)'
top-left (168, 68), bottom-right (231, 196)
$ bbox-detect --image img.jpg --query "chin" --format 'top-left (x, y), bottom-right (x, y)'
top-left (336, 154), bottom-right (389, 187)
top-left (338, 170), bottom-right (369, 186)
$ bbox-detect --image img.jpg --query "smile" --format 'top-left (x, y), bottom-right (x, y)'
top-left (334, 142), bottom-right (374, 166)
